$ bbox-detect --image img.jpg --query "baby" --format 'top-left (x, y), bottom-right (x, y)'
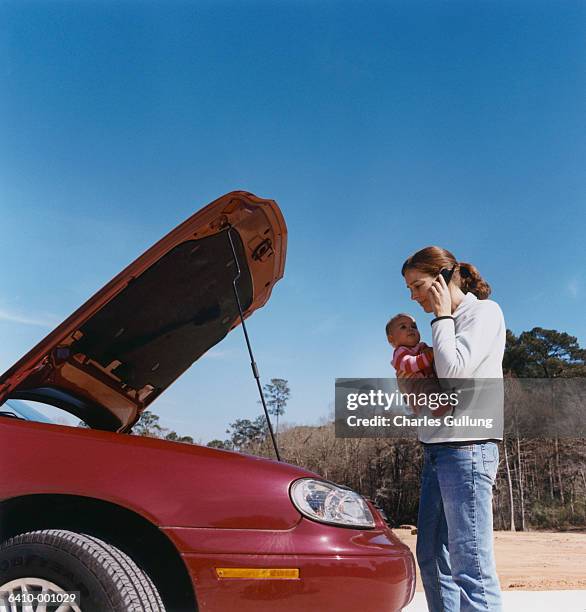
top-left (386, 313), bottom-right (455, 417)
top-left (385, 313), bottom-right (435, 378)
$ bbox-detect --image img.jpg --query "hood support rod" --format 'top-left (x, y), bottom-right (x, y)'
top-left (227, 228), bottom-right (281, 461)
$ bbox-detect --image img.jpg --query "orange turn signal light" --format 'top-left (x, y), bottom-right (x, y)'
top-left (215, 568), bottom-right (300, 580)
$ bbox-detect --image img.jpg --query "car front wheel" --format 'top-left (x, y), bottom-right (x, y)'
top-left (0, 529), bottom-right (165, 611)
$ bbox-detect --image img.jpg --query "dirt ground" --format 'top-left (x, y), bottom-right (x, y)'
top-left (395, 529), bottom-right (586, 591)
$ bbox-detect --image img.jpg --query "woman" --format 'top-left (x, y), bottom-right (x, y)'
top-left (402, 245), bottom-right (505, 612)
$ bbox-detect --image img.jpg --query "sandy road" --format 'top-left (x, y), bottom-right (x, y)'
top-left (395, 530), bottom-right (586, 591)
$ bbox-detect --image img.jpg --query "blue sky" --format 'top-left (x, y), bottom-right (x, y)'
top-left (2, 0), bottom-right (585, 442)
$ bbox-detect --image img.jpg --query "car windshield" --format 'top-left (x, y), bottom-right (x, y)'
top-left (1, 399), bottom-right (55, 423)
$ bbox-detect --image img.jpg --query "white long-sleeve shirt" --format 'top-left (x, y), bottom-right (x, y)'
top-left (431, 292), bottom-right (506, 379)
top-left (417, 292), bottom-right (506, 443)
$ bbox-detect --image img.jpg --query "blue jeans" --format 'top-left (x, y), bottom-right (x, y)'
top-left (416, 442), bottom-right (502, 612)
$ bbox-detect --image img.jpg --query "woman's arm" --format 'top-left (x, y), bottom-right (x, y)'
top-left (431, 302), bottom-right (504, 378)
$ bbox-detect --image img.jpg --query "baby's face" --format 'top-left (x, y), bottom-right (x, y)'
top-left (388, 316), bottom-right (420, 348)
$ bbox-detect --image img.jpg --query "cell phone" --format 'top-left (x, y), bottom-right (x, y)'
top-left (439, 265), bottom-right (456, 284)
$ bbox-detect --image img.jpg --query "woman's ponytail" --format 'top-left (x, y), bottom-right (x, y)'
top-left (458, 261), bottom-right (491, 299)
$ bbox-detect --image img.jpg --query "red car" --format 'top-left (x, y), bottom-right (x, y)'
top-left (0, 192), bottom-right (415, 612)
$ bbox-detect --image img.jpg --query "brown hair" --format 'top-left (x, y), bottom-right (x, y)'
top-left (401, 246), bottom-right (491, 300)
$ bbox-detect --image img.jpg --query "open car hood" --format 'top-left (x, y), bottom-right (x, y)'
top-left (0, 191), bottom-right (286, 432)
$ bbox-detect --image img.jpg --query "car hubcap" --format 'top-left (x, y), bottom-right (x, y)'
top-left (0, 578), bottom-right (82, 612)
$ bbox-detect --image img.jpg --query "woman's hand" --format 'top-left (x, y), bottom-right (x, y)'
top-left (428, 274), bottom-right (452, 317)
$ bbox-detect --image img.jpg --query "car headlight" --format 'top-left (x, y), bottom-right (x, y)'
top-left (290, 478), bottom-right (375, 528)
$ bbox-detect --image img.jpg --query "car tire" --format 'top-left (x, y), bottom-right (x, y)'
top-left (0, 529), bottom-right (165, 611)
